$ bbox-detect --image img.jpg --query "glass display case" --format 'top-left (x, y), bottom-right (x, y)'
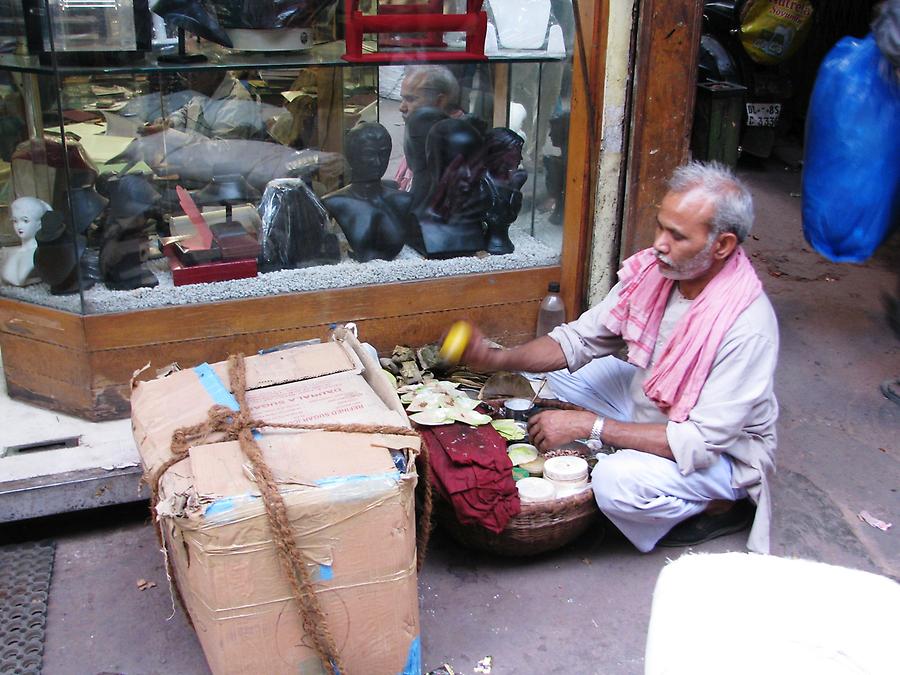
top-left (0, 0), bottom-right (600, 419)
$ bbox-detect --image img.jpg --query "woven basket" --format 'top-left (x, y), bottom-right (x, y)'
top-left (433, 486), bottom-right (600, 557)
top-left (430, 398), bottom-right (603, 556)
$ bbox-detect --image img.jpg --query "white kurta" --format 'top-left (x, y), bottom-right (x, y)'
top-left (166, 75), bottom-right (265, 140)
top-left (546, 281), bottom-right (780, 553)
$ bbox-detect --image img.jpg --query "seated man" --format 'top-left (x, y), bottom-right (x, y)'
top-left (140, 71), bottom-right (277, 141)
top-left (460, 161), bottom-right (779, 553)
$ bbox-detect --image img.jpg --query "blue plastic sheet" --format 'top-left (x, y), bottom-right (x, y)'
top-left (802, 34), bottom-right (900, 262)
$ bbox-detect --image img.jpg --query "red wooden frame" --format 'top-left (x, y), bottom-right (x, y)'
top-left (378, 0), bottom-right (446, 48)
top-left (342, 0), bottom-right (488, 62)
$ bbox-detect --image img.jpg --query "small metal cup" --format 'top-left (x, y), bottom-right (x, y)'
top-left (503, 397), bottom-right (535, 422)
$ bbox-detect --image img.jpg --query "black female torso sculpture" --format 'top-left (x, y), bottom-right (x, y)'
top-left (403, 107), bottom-right (449, 212)
top-left (410, 117), bottom-right (491, 258)
top-left (99, 174), bottom-right (161, 290)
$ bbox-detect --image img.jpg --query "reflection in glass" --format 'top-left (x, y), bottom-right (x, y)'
top-left (0, 1), bottom-right (576, 313)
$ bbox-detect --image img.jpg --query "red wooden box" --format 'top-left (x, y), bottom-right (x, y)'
top-left (164, 248), bottom-right (258, 286)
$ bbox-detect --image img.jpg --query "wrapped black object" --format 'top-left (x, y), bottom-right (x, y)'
top-left (257, 178), bottom-right (341, 271)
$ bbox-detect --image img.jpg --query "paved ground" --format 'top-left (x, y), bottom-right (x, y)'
top-left (2, 160), bottom-right (898, 675)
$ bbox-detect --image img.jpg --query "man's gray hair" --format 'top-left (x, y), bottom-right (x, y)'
top-left (405, 65), bottom-right (460, 106)
top-left (668, 160), bottom-right (755, 242)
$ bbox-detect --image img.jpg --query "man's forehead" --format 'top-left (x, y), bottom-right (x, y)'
top-left (663, 187), bottom-right (716, 213)
top-left (404, 72), bottom-right (434, 93)
top-left (659, 188), bottom-right (717, 234)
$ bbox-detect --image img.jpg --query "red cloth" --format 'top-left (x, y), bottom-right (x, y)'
top-left (420, 423), bottom-right (521, 534)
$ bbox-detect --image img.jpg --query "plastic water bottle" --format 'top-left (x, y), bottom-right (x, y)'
top-left (536, 282), bottom-right (566, 337)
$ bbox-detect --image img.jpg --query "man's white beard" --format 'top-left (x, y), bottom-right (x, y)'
top-left (655, 238), bottom-right (715, 281)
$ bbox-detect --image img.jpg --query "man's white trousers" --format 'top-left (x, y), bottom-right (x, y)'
top-left (544, 356), bottom-right (746, 552)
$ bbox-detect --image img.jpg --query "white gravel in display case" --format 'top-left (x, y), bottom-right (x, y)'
top-left (0, 228), bottom-right (559, 314)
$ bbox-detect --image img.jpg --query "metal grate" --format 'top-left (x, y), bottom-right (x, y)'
top-left (0, 542), bottom-right (55, 675)
top-left (2, 437), bottom-right (81, 459)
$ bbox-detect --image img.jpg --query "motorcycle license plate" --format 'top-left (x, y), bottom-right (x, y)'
top-left (746, 103), bottom-right (781, 128)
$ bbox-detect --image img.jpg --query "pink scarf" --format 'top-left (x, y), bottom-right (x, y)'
top-left (603, 247), bottom-right (762, 421)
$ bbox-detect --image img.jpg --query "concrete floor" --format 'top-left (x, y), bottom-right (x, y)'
top-left (2, 160), bottom-right (898, 675)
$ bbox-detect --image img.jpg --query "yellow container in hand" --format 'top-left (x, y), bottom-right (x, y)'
top-left (439, 320), bottom-right (472, 365)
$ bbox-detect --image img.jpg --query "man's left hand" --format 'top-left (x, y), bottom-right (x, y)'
top-left (527, 409), bottom-right (596, 452)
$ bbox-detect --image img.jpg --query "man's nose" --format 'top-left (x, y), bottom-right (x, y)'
top-left (653, 232), bottom-right (669, 254)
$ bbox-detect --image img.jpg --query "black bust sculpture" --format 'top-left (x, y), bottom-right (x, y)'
top-left (403, 107), bottom-right (449, 212)
top-left (33, 211), bottom-right (94, 295)
top-left (409, 117), bottom-right (491, 258)
top-left (322, 123), bottom-right (414, 262)
top-left (481, 128), bottom-right (527, 255)
top-left (100, 175), bottom-right (161, 290)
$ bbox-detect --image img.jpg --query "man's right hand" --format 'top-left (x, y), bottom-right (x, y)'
top-left (139, 120), bottom-right (167, 136)
top-left (460, 323), bottom-right (504, 372)
top-left (458, 325), bottom-right (569, 375)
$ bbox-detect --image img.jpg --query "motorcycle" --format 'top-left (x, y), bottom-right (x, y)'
top-left (697, 0), bottom-right (815, 158)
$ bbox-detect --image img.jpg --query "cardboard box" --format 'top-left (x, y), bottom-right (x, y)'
top-left (131, 335), bottom-right (421, 675)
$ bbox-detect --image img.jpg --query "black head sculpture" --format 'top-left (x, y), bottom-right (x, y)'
top-left (424, 118), bottom-right (487, 221)
top-left (106, 174), bottom-right (162, 223)
top-left (480, 128), bottom-right (527, 255)
top-left (33, 211), bottom-right (93, 295)
top-left (403, 106), bottom-right (448, 210)
top-left (100, 175), bottom-right (161, 290)
top-left (407, 118), bottom-right (491, 259)
top-left (346, 122), bottom-right (392, 183)
top-left (68, 186), bottom-right (109, 235)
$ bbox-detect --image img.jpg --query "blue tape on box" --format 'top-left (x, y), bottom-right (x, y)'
top-left (318, 564), bottom-right (334, 581)
top-left (314, 470), bottom-right (401, 488)
top-left (400, 636), bottom-right (421, 675)
top-left (193, 363), bottom-right (263, 517)
top-left (204, 497), bottom-right (236, 516)
top-left (193, 362), bottom-right (262, 439)
top-left (194, 363), bottom-right (239, 411)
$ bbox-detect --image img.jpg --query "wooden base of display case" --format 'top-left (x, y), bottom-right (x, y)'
top-left (0, 267), bottom-right (559, 421)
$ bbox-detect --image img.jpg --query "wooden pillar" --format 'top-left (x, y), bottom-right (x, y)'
top-left (622, 0), bottom-right (704, 255)
top-left (558, 0), bottom-right (609, 319)
top-left (315, 67), bottom-right (345, 153)
top-left (491, 63), bottom-right (510, 128)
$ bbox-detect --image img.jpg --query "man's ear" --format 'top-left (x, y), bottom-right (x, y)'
top-left (713, 232), bottom-right (738, 260)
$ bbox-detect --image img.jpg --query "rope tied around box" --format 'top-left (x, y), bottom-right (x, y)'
top-left (143, 352), bottom-right (432, 675)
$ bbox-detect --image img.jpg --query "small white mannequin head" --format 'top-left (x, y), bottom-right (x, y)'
top-left (11, 197), bottom-right (52, 244)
